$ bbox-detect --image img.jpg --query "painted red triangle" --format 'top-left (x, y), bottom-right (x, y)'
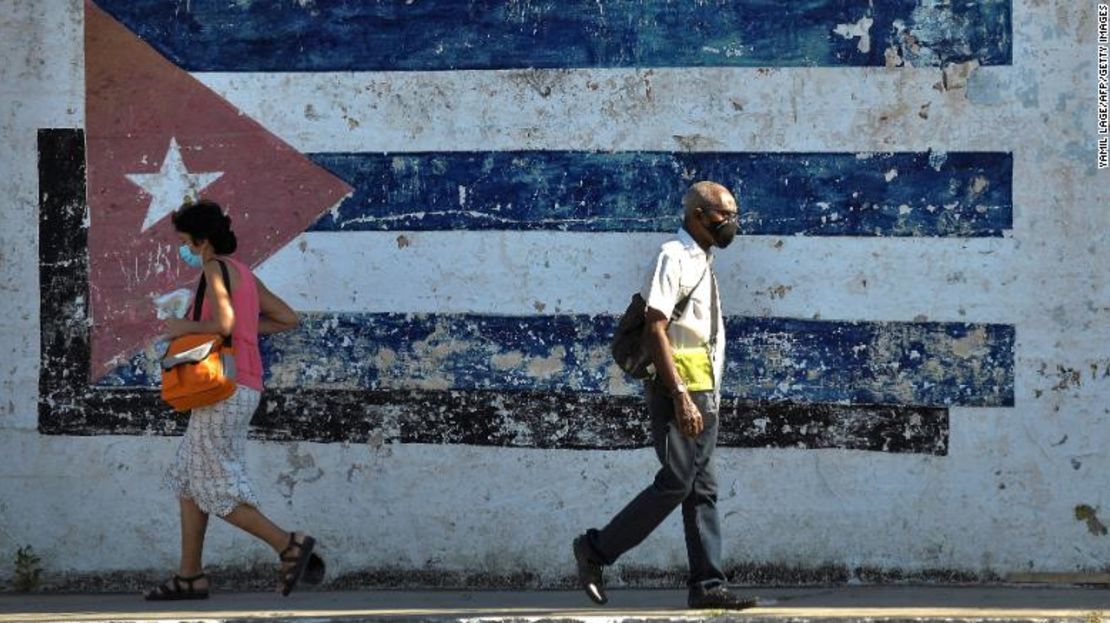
top-left (84, 0), bottom-right (352, 381)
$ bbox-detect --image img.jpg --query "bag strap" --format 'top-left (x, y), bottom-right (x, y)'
top-left (709, 268), bottom-right (719, 347)
top-left (670, 266), bottom-right (709, 323)
top-left (190, 259), bottom-right (233, 343)
top-left (698, 268), bottom-right (720, 391)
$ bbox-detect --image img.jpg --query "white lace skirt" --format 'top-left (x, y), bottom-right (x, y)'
top-left (166, 385), bottom-right (262, 517)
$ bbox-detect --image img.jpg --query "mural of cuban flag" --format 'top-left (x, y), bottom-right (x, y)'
top-left (39, 0), bottom-right (1014, 456)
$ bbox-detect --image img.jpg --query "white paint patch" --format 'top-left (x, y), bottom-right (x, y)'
top-left (701, 45), bottom-right (744, 58)
top-left (929, 151), bottom-right (949, 171)
top-left (884, 45), bottom-right (905, 68)
top-left (834, 16), bottom-right (875, 54)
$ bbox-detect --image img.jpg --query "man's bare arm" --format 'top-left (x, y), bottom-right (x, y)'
top-left (644, 308), bottom-right (704, 437)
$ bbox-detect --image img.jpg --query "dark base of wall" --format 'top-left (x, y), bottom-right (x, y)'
top-left (6, 563), bottom-right (1007, 594)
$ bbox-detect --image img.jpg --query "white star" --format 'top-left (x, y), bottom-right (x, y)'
top-left (126, 138), bottom-right (223, 232)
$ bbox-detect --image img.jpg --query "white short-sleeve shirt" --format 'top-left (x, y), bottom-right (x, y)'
top-left (640, 227), bottom-right (726, 392)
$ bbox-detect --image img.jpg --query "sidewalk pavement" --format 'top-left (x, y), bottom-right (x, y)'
top-left (2, 586), bottom-right (1110, 623)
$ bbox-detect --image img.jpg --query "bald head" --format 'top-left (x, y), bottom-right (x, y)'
top-left (682, 181), bottom-right (740, 250)
top-left (683, 181), bottom-right (737, 220)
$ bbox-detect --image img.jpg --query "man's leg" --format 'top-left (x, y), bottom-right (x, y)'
top-left (680, 393), bottom-right (726, 592)
top-left (587, 383), bottom-right (700, 564)
top-left (680, 396), bottom-right (754, 610)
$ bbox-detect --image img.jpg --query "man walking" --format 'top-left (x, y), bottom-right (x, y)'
top-left (573, 181), bottom-right (754, 610)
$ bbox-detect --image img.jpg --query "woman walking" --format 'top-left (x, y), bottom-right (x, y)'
top-left (145, 199), bottom-right (323, 600)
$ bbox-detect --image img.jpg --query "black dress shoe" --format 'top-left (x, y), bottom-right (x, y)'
top-left (572, 535), bottom-right (608, 605)
top-left (688, 586), bottom-right (757, 610)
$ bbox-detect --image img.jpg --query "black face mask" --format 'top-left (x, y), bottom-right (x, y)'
top-left (705, 217), bottom-right (739, 248)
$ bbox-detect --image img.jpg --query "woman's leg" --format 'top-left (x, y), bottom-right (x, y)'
top-left (200, 388), bottom-right (319, 592)
top-left (221, 503), bottom-right (290, 554)
top-left (144, 496), bottom-right (211, 599)
top-left (178, 497), bottom-right (210, 589)
top-left (222, 503), bottom-right (316, 593)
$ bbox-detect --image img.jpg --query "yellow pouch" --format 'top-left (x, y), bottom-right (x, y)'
top-left (672, 347), bottom-right (714, 392)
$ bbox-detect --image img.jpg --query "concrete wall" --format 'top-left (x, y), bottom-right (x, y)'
top-left (2, 0), bottom-right (1109, 589)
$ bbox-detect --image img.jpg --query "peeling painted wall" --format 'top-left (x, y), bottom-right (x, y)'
top-left (3, 0), bottom-right (1110, 589)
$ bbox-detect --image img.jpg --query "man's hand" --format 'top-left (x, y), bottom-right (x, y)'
top-left (644, 307), bottom-right (705, 438)
top-left (673, 391), bottom-right (704, 438)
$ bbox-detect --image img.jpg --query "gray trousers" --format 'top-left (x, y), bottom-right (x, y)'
top-left (586, 382), bottom-right (726, 592)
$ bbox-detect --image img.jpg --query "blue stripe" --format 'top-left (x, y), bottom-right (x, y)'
top-left (93, 0), bottom-right (1012, 71)
top-left (308, 151), bottom-right (1013, 237)
top-left (101, 313), bottom-right (1014, 407)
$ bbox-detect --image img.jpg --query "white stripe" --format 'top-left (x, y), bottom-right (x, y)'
top-left (196, 67), bottom-right (1022, 154)
top-left (256, 231), bottom-right (1021, 324)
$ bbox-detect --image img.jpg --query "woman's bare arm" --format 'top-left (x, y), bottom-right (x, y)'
top-left (257, 277), bottom-right (299, 335)
top-left (165, 260), bottom-right (235, 337)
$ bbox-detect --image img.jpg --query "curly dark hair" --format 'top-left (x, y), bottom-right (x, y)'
top-left (171, 199), bottom-right (238, 254)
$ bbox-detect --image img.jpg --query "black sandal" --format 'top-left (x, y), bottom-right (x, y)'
top-left (303, 552), bottom-right (326, 586)
top-left (144, 573), bottom-right (209, 601)
top-left (278, 532), bottom-right (317, 596)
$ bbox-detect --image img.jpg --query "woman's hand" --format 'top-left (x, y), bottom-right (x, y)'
top-left (164, 318), bottom-right (196, 338)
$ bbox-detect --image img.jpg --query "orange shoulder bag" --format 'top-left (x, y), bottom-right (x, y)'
top-left (160, 260), bottom-right (237, 412)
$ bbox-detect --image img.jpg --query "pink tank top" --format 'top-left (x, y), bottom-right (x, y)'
top-left (195, 256), bottom-right (264, 391)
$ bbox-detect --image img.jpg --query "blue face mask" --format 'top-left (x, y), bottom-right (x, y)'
top-left (179, 244), bottom-right (203, 268)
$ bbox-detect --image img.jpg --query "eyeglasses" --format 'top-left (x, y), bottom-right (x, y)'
top-left (702, 207), bottom-right (739, 224)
